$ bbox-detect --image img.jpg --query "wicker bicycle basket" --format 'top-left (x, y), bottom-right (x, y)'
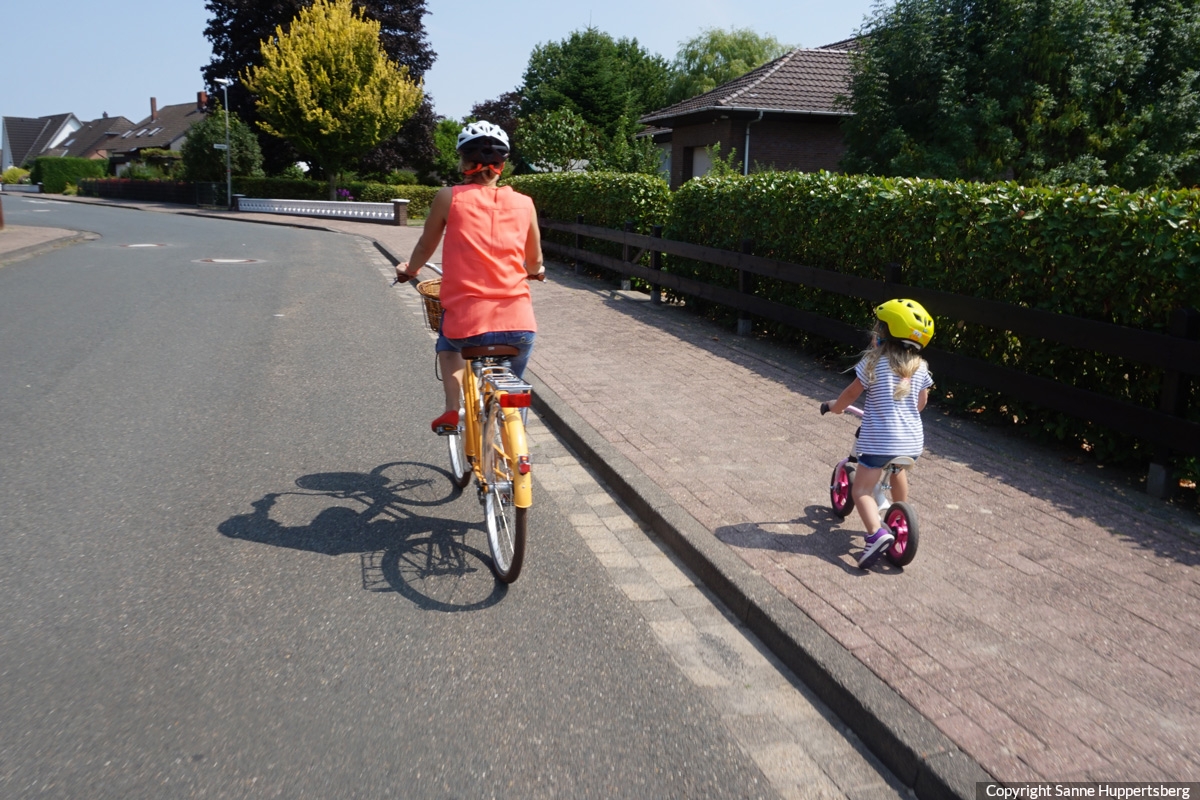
top-left (416, 278), bottom-right (443, 332)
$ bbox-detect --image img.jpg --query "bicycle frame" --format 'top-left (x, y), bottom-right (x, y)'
top-left (869, 458), bottom-right (915, 515)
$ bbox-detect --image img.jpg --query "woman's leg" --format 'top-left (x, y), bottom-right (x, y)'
top-left (852, 465), bottom-right (884, 534)
top-left (438, 350), bottom-right (465, 413)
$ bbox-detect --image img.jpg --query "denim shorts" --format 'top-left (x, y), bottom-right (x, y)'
top-left (856, 453), bottom-right (919, 469)
top-left (436, 329), bottom-right (536, 379)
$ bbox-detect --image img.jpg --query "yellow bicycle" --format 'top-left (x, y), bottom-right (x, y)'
top-left (414, 273), bottom-right (532, 583)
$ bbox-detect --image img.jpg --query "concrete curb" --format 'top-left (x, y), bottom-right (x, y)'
top-left (0, 231), bottom-right (95, 266)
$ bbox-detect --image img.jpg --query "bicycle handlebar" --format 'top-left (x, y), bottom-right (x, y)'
top-left (820, 402), bottom-right (864, 418)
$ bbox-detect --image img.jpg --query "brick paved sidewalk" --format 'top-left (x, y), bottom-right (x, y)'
top-left (15, 196), bottom-right (1200, 785)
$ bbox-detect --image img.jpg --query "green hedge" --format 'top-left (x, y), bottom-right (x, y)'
top-left (30, 157), bottom-right (106, 193)
top-left (666, 172), bottom-right (1200, 466)
top-left (507, 172), bottom-right (672, 286)
top-left (233, 177), bottom-right (438, 218)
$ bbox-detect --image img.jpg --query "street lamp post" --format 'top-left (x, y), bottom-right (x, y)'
top-left (215, 78), bottom-right (232, 210)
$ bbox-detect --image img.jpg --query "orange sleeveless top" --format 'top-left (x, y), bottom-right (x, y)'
top-left (439, 184), bottom-right (537, 339)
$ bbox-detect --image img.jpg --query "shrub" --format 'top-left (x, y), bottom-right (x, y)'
top-left (2, 166), bottom-right (30, 184)
top-left (29, 157), bottom-right (106, 193)
top-left (508, 172), bottom-right (672, 286)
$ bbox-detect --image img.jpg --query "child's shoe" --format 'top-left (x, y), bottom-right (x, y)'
top-left (857, 527), bottom-right (895, 569)
top-left (431, 410), bottom-right (459, 435)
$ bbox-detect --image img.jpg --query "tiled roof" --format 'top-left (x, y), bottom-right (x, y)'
top-left (639, 48), bottom-right (852, 125)
top-left (3, 113), bottom-right (76, 167)
top-left (110, 100), bottom-right (207, 155)
top-left (48, 116), bottom-right (135, 159)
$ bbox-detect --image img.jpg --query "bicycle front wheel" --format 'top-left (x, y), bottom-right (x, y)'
top-left (482, 400), bottom-right (527, 583)
top-left (829, 459), bottom-right (855, 518)
top-left (446, 399), bottom-right (470, 489)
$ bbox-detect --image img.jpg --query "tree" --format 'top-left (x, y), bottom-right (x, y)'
top-left (202, 0), bottom-right (435, 174)
top-left (666, 27), bottom-right (794, 105)
top-left (841, 0), bottom-right (1200, 189)
top-left (520, 27), bottom-right (671, 139)
top-left (357, 98), bottom-right (439, 182)
top-left (517, 28), bottom-right (672, 175)
top-left (431, 117), bottom-right (464, 184)
top-left (515, 109), bottom-right (602, 172)
top-left (179, 101), bottom-right (264, 181)
top-left (241, 0), bottom-right (423, 198)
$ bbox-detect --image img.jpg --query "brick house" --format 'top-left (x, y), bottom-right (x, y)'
top-left (638, 42), bottom-right (855, 188)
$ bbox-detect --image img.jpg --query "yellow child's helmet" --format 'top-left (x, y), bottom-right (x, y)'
top-left (875, 298), bottom-right (934, 350)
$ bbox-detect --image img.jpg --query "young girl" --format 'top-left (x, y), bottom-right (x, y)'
top-left (824, 299), bottom-right (935, 568)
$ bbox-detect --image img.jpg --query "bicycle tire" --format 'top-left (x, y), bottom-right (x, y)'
top-left (883, 501), bottom-right (919, 567)
top-left (482, 398), bottom-right (527, 583)
top-left (447, 430), bottom-right (471, 489)
top-left (446, 394), bottom-right (470, 489)
top-left (829, 460), bottom-right (856, 518)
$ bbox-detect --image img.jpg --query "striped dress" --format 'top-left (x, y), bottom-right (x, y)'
top-left (854, 357), bottom-right (933, 458)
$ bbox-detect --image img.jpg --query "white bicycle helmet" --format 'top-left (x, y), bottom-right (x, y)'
top-left (456, 120), bottom-right (510, 164)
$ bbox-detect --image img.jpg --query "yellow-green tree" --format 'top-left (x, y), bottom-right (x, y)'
top-left (242, 0), bottom-right (423, 199)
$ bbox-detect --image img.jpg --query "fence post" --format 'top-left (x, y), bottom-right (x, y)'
top-left (885, 261), bottom-right (904, 287)
top-left (574, 213), bottom-right (583, 274)
top-left (650, 224), bottom-right (663, 305)
top-left (621, 220), bottom-right (633, 290)
top-left (1147, 306), bottom-right (1200, 498)
top-left (737, 238), bottom-right (754, 336)
top-left (0, 195), bottom-right (5, 231)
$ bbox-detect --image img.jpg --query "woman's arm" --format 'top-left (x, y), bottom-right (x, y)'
top-left (397, 188), bottom-right (451, 280)
top-left (524, 205), bottom-right (545, 280)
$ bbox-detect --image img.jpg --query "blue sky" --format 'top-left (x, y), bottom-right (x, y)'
top-left (1, 0), bottom-right (878, 126)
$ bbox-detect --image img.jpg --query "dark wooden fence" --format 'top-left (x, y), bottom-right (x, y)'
top-left (540, 217), bottom-right (1200, 496)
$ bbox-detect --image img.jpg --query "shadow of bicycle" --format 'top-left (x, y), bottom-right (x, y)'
top-left (217, 461), bottom-right (506, 611)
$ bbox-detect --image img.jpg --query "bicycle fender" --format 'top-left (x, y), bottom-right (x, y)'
top-left (501, 407), bottom-right (533, 508)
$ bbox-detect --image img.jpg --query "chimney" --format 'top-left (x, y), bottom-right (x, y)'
top-left (198, 91), bottom-right (208, 112)
top-left (150, 97), bottom-right (158, 122)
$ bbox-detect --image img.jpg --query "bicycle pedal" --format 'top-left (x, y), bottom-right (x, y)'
top-left (433, 426), bottom-right (459, 436)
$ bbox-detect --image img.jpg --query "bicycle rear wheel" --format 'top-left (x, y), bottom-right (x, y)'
top-left (482, 399), bottom-right (527, 583)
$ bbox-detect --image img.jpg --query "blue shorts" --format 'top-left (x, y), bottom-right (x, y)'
top-left (856, 453), bottom-right (919, 469)
top-left (436, 329), bottom-right (536, 379)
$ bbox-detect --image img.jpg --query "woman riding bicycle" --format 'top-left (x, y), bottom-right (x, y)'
top-left (395, 121), bottom-right (545, 434)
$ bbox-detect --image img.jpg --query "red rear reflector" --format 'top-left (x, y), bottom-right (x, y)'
top-left (518, 455), bottom-right (531, 475)
top-left (499, 392), bottom-right (532, 408)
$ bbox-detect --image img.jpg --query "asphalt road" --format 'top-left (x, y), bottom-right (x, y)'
top-left (0, 196), bottom-right (777, 796)
top-left (0, 200), bottom-right (779, 798)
